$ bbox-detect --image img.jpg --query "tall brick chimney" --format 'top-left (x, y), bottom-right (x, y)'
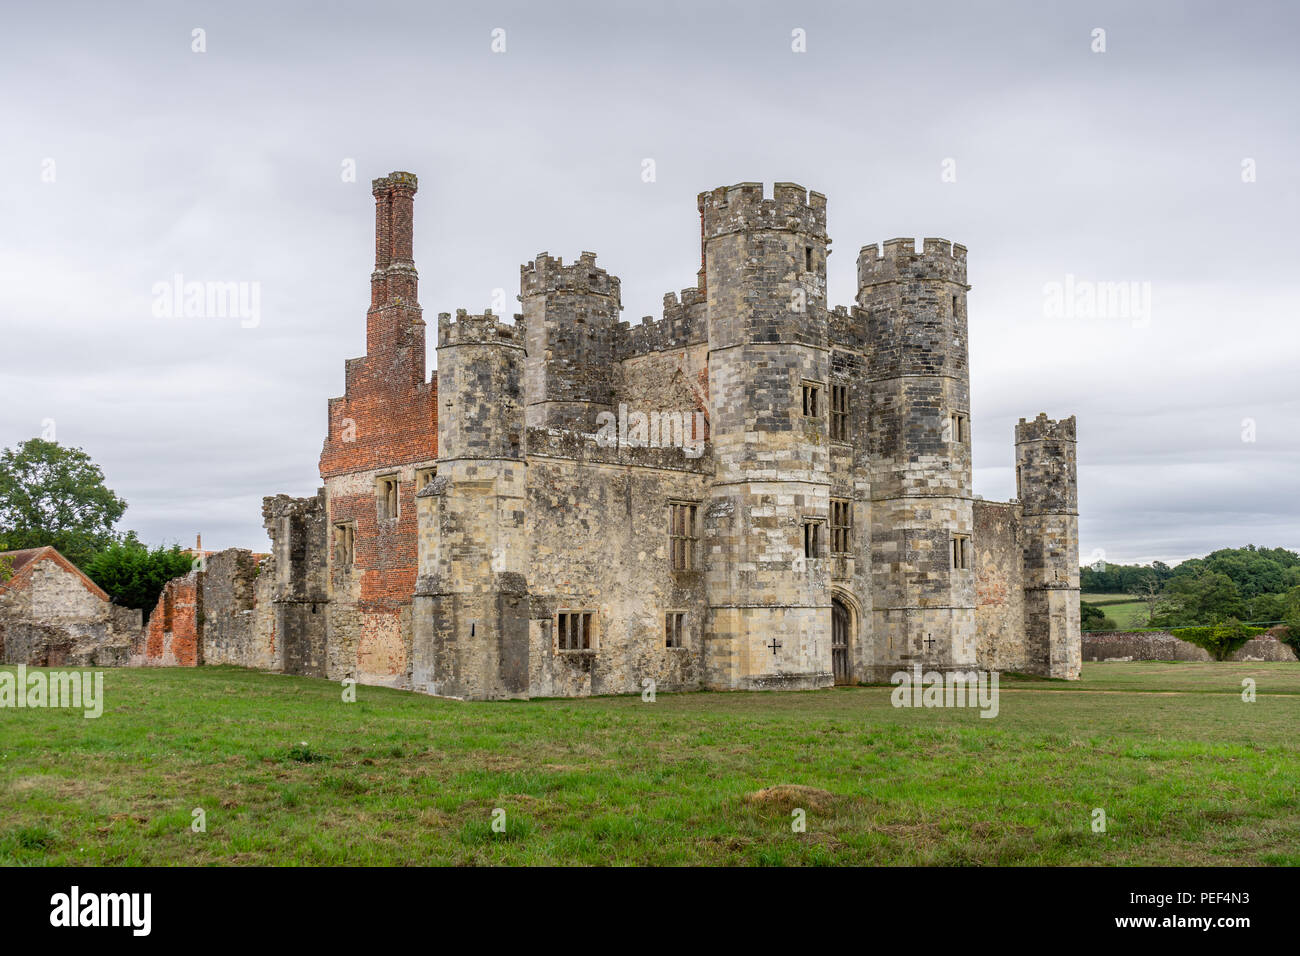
top-left (365, 171), bottom-right (424, 386)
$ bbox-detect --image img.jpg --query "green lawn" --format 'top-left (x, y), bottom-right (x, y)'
top-left (2, 662), bottom-right (1298, 865)
top-left (1082, 593), bottom-right (1150, 629)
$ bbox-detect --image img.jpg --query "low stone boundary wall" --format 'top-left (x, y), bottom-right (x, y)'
top-left (1083, 629), bottom-right (1297, 662)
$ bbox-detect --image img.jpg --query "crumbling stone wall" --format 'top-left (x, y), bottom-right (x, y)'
top-left (263, 492), bottom-right (329, 678)
top-left (137, 572), bottom-right (202, 667)
top-left (200, 549), bottom-right (274, 668)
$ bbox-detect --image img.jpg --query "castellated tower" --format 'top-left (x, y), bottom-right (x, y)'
top-left (859, 238), bottom-right (976, 679)
top-left (701, 183), bottom-right (833, 690)
top-left (1016, 413), bottom-right (1081, 679)
top-left (521, 252), bottom-right (622, 430)
top-left (411, 311), bottom-right (530, 699)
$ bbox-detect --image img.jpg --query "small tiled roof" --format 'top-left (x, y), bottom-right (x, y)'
top-left (0, 546), bottom-right (110, 602)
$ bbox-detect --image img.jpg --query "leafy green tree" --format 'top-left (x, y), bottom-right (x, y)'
top-left (0, 439), bottom-right (126, 567)
top-left (1281, 585), bottom-right (1300, 657)
top-left (82, 533), bottom-right (194, 616)
top-left (1172, 619), bottom-right (1264, 662)
top-left (1151, 570), bottom-right (1246, 627)
top-left (1080, 602), bottom-right (1118, 631)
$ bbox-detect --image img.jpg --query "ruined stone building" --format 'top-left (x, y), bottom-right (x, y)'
top-left (149, 171), bottom-right (1081, 697)
top-left (0, 547), bottom-right (138, 666)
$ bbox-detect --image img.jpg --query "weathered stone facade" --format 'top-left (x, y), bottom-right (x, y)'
top-left (155, 172), bottom-right (1082, 697)
top-left (0, 547), bottom-right (138, 667)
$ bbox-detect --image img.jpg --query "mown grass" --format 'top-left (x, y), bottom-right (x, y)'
top-left (1, 662), bottom-right (1297, 865)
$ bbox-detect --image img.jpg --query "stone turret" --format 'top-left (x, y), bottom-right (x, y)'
top-left (411, 311), bottom-right (530, 700)
top-left (860, 238), bottom-right (975, 679)
top-left (701, 182), bottom-right (833, 691)
top-left (520, 252), bottom-right (622, 430)
top-left (1016, 413), bottom-right (1081, 679)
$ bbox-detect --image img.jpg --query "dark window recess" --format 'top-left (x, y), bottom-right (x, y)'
top-left (557, 611), bottom-right (593, 650)
top-left (665, 612), bottom-right (686, 648)
top-left (830, 384), bottom-right (850, 441)
top-left (830, 499), bottom-right (852, 554)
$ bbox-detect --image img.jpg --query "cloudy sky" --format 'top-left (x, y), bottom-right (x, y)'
top-left (2, 0), bottom-right (1296, 564)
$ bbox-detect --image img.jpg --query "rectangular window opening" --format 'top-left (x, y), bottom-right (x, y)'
top-left (665, 611), bottom-right (686, 648)
top-left (830, 383), bottom-right (850, 441)
top-left (669, 501), bottom-right (699, 571)
top-left (830, 499), bottom-right (852, 554)
top-left (376, 475), bottom-right (399, 521)
top-left (557, 611), bottom-right (595, 651)
top-left (952, 533), bottom-right (971, 570)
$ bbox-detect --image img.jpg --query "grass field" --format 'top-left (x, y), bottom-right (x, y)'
top-left (2, 662), bottom-right (1298, 865)
top-left (1082, 593), bottom-right (1151, 629)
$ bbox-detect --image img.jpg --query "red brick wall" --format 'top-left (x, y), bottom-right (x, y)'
top-left (317, 173), bottom-right (436, 675)
top-left (141, 573), bottom-right (202, 667)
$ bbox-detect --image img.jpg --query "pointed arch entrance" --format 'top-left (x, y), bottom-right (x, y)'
top-left (831, 595), bottom-right (853, 685)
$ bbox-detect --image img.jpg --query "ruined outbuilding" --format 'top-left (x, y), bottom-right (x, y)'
top-left (0, 547), bottom-right (138, 666)
top-left (159, 172), bottom-right (1082, 697)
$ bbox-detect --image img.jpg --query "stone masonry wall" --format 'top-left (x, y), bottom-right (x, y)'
top-left (1083, 630), bottom-right (1297, 662)
top-left (973, 499), bottom-right (1027, 672)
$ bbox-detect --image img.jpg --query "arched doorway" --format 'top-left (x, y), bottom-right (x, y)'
top-left (831, 596), bottom-right (852, 685)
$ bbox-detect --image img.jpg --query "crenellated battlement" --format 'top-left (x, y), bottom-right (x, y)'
top-left (437, 309), bottom-right (525, 348)
top-left (1016, 413), bottom-right (1077, 444)
top-left (617, 287), bottom-right (707, 356)
top-left (698, 181), bottom-right (828, 241)
top-left (520, 251), bottom-right (621, 304)
top-left (857, 237), bottom-right (968, 288)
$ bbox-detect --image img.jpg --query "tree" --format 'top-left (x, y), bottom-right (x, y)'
top-left (82, 533), bottom-right (194, 617)
top-left (1173, 619), bottom-right (1263, 662)
top-left (0, 439), bottom-right (126, 567)
top-left (1151, 570), bottom-right (1246, 627)
top-left (1281, 585), bottom-right (1300, 657)
top-left (1081, 602), bottom-right (1118, 631)
top-left (1129, 571), bottom-right (1164, 624)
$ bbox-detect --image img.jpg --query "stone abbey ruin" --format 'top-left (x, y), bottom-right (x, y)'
top-left (126, 171), bottom-right (1081, 698)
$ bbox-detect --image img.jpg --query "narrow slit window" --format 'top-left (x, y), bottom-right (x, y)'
top-left (805, 246), bottom-right (813, 271)
top-left (952, 534), bottom-right (971, 570)
top-left (804, 520), bottom-right (824, 559)
top-left (950, 412), bottom-right (968, 444)
top-left (376, 475), bottom-right (399, 521)
top-left (802, 381), bottom-right (821, 418)
top-left (333, 523), bottom-right (354, 567)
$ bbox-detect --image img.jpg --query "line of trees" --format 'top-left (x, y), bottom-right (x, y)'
top-left (0, 438), bottom-right (193, 615)
top-left (1080, 545), bottom-right (1300, 654)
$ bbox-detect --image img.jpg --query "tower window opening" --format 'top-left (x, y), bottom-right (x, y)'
top-left (803, 519), bottom-right (824, 559)
top-left (952, 533), bottom-right (971, 570)
top-left (802, 381), bottom-right (822, 418)
top-left (805, 246), bottom-right (813, 271)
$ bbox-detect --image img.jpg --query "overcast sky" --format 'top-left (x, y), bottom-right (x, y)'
top-left (2, 0), bottom-right (1297, 565)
